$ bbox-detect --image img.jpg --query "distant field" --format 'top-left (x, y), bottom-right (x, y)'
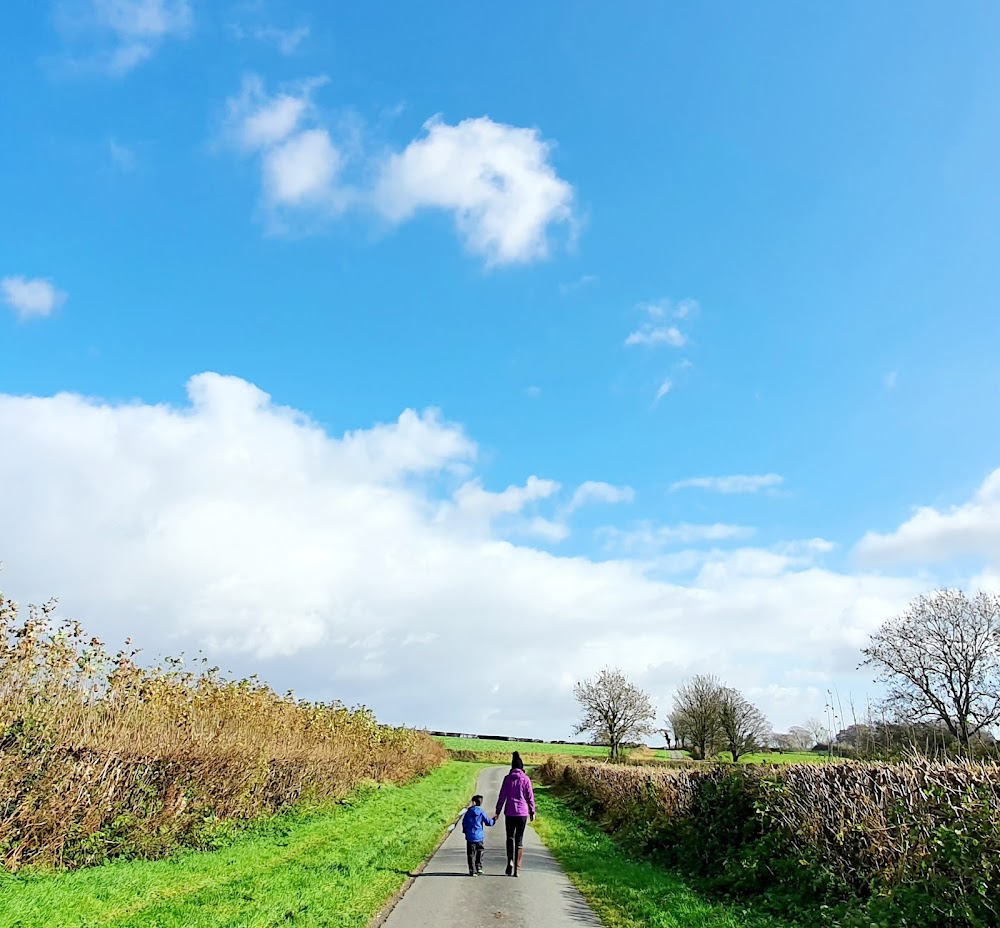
top-left (436, 736), bottom-right (676, 760)
top-left (736, 751), bottom-right (835, 764)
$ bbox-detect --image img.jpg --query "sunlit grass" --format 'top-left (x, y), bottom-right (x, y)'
top-left (0, 762), bottom-right (482, 928)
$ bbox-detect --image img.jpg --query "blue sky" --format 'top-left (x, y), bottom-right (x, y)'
top-left (2, 2), bottom-right (1000, 738)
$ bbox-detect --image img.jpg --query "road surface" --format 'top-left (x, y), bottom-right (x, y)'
top-left (378, 766), bottom-right (602, 928)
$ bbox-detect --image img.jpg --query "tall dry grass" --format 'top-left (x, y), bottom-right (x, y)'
top-left (0, 591), bottom-right (445, 870)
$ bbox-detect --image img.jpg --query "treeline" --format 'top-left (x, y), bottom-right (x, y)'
top-left (0, 590), bottom-right (445, 870)
top-left (575, 589), bottom-right (1000, 764)
top-left (541, 756), bottom-right (1000, 928)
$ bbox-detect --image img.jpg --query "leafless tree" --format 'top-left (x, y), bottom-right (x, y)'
top-left (670, 674), bottom-right (725, 760)
top-left (770, 731), bottom-right (794, 752)
top-left (573, 667), bottom-right (656, 759)
top-left (787, 725), bottom-right (814, 751)
top-left (718, 688), bottom-right (771, 762)
top-left (803, 716), bottom-right (830, 746)
top-left (861, 589), bottom-right (1000, 750)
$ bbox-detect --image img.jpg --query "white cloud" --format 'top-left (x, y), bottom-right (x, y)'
top-left (262, 129), bottom-right (342, 207)
top-left (625, 326), bottom-right (686, 348)
top-left (2, 276), bottom-right (67, 319)
top-left (222, 83), bottom-right (574, 263)
top-left (638, 298), bottom-right (699, 320)
top-left (0, 374), bottom-right (929, 737)
top-left (223, 76), bottom-right (346, 218)
top-left (373, 116), bottom-right (575, 265)
top-left (231, 23), bottom-right (310, 56)
top-left (62, 0), bottom-right (192, 75)
top-left (229, 77), bottom-right (313, 150)
top-left (568, 481), bottom-right (635, 513)
top-left (671, 473), bottom-right (785, 494)
top-left (599, 521), bottom-right (755, 553)
top-left (855, 469), bottom-right (1000, 566)
top-left (654, 378), bottom-right (673, 403)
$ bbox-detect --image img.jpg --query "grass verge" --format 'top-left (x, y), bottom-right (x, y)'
top-left (0, 762), bottom-right (482, 928)
top-left (531, 785), bottom-right (800, 928)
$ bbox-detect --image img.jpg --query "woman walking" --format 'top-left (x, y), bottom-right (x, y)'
top-left (494, 751), bottom-right (536, 877)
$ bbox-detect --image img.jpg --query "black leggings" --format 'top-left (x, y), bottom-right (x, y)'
top-left (504, 815), bottom-right (527, 866)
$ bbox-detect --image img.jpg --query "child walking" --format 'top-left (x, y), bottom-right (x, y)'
top-left (460, 794), bottom-right (495, 875)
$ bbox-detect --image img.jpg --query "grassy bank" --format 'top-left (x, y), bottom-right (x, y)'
top-left (0, 761), bottom-right (481, 928)
top-left (532, 786), bottom-right (797, 928)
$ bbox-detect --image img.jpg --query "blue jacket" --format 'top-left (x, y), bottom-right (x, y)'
top-left (461, 804), bottom-right (494, 843)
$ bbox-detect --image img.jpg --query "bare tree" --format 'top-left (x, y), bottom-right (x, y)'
top-left (670, 674), bottom-right (725, 760)
top-left (803, 716), bottom-right (830, 746)
top-left (861, 589), bottom-right (1000, 749)
top-left (787, 725), bottom-right (814, 751)
top-left (718, 688), bottom-right (771, 762)
top-left (573, 667), bottom-right (656, 759)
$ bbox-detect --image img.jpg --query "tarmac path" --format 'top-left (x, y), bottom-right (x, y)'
top-left (378, 765), bottom-right (602, 928)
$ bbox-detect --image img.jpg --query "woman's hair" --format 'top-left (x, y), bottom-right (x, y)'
top-left (472, 794), bottom-right (483, 805)
top-left (511, 751), bottom-right (524, 770)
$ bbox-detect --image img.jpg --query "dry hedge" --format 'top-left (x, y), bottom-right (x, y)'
top-left (540, 755), bottom-right (1000, 922)
top-left (0, 592), bottom-right (445, 870)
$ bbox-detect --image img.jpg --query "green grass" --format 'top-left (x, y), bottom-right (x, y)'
top-left (437, 736), bottom-right (677, 759)
top-left (0, 762), bottom-right (482, 928)
top-left (531, 785), bottom-right (800, 928)
top-left (734, 752), bottom-right (834, 764)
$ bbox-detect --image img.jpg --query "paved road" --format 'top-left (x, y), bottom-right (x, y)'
top-left (379, 766), bottom-right (602, 928)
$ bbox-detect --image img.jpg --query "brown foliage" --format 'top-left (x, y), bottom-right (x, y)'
top-left (539, 755), bottom-right (1000, 898)
top-left (0, 591), bottom-right (445, 870)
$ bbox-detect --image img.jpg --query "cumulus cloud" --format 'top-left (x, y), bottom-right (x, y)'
top-left (0, 375), bottom-right (927, 736)
top-left (373, 116), bottom-right (575, 265)
top-left (855, 469), bottom-right (1000, 566)
top-left (2, 276), bottom-right (67, 319)
top-left (223, 75), bottom-right (347, 218)
top-left (222, 81), bottom-right (575, 263)
top-left (671, 474), bottom-right (785, 494)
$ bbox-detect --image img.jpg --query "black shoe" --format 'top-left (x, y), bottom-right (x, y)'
top-left (469, 871), bottom-right (475, 877)
top-left (505, 861), bottom-right (513, 876)
top-left (476, 868), bottom-right (483, 875)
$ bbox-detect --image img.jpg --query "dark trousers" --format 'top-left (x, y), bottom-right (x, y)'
top-left (466, 840), bottom-right (484, 873)
top-left (504, 815), bottom-right (527, 869)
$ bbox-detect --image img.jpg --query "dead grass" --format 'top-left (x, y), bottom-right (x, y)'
top-left (0, 591), bottom-right (445, 870)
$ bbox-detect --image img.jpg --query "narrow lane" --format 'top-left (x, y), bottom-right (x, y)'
top-left (379, 766), bottom-right (602, 928)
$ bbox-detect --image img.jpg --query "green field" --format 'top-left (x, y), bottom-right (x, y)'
top-left (734, 751), bottom-right (834, 764)
top-left (437, 736), bottom-right (677, 759)
top-left (0, 762), bottom-right (482, 928)
top-left (532, 785), bottom-right (797, 928)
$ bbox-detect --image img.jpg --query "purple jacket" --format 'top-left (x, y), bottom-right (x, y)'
top-left (495, 768), bottom-right (535, 818)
